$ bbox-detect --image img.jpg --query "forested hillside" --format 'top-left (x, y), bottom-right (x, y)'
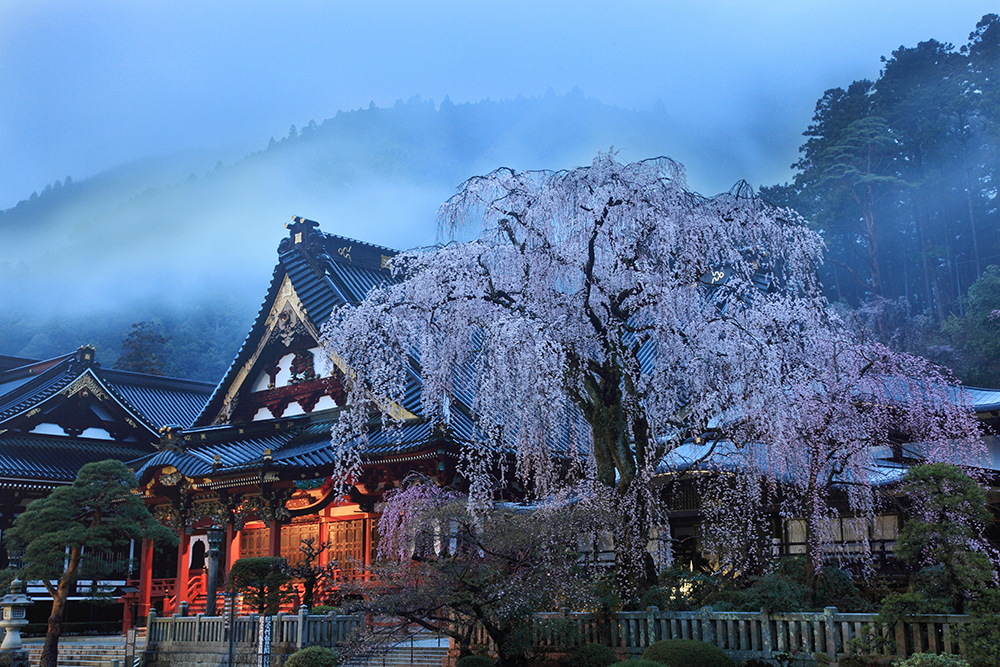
top-left (0, 92), bottom-right (690, 382)
top-left (2, 15), bottom-right (999, 387)
top-left (763, 14), bottom-right (1000, 386)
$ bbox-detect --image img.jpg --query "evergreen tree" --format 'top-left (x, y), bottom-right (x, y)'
top-left (115, 321), bottom-right (169, 375)
top-left (6, 460), bottom-right (175, 667)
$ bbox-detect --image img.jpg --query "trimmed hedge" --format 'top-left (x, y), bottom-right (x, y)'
top-left (618, 661), bottom-right (665, 667)
top-left (456, 656), bottom-right (495, 667)
top-left (567, 643), bottom-right (619, 667)
top-left (895, 655), bottom-right (970, 667)
top-left (284, 646), bottom-right (337, 667)
top-left (642, 639), bottom-right (733, 667)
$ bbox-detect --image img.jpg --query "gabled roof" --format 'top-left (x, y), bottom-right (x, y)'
top-left (0, 433), bottom-right (152, 484)
top-left (0, 354), bottom-right (40, 372)
top-left (0, 347), bottom-right (214, 432)
top-left (194, 217), bottom-right (399, 427)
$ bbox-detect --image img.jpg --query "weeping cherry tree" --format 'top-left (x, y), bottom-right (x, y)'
top-left (321, 152), bottom-right (984, 606)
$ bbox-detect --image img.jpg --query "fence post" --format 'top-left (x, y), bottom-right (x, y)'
top-left (296, 605), bottom-right (307, 650)
top-left (699, 607), bottom-right (714, 646)
top-left (560, 607), bottom-right (570, 647)
top-left (646, 606), bottom-right (658, 647)
top-left (824, 607), bottom-right (838, 661)
top-left (147, 609), bottom-right (157, 646)
top-left (894, 620), bottom-right (906, 661)
top-left (760, 608), bottom-right (772, 659)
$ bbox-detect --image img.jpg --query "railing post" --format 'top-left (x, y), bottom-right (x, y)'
top-left (646, 606), bottom-right (658, 647)
top-left (700, 607), bottom-right (714, 646)
top-left (560, 607), bottom-right (570, 647)
top-left (296, 605), bottom-right (307, 650)
top-left (760, 608), bottom-right (772, 659)
top-left (147, 609), bottom-right (157, 645)
top-left (824, 607), bottom-right (838, 661)
top-left (894, 620), bottom-right (906, 660)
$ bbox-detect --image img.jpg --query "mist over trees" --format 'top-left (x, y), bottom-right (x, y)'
top-left (2, 16), bottom-right (1000, 387)
top-left (0, 91), bottom-right (698, 381)
top-left (762, 13), bottom-right (1000, 386)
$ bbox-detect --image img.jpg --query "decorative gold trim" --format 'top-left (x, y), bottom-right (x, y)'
top-left (62, 374), bottom-right (108, 402)
top-left (328, 352), bottom-right (416, 421)
top-left (216, 275), bottom-right (318, 424)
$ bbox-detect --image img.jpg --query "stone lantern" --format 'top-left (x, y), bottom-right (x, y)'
top-left (0, 578), bottom-right (32, 651)
top-left (205, 523), bottom-right (224, 616)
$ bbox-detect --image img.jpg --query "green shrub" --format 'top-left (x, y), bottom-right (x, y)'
top-left (894, 654), bottom-right (970, 667)
top-left (642, 639), bottom-right (733, 667)
top-left (838, 657), bottom-right (883, 667)
top-left (456, 656), bottom-right (495, 667)
top-left (962, 589), bottom-right (1000, 667)
top-left (726, 558), bottom-right (867, 612)
top-left (643, 567), bottom-right (723, 611)
top-left (310, 605), bottom-right (339, 615)
top-left (567, 643), bottom-right (618, 667)
top-left (737, 660), bottom-right (773, 667)
top-left (618, 661), bottom-right (664, 667)
top-left (284, 646), bottom-right (337, 667)
top-left (228, 556), bottom-right (292, 614)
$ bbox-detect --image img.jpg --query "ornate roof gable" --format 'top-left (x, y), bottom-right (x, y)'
top-left (0, 348), bottom-right (155, 442)
top-left (196, 217), bottom-right (400, 427)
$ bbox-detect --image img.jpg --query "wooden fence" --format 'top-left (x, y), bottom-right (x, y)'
top-left (146, 608), bottom-right (363, 652)
top-left (472, 607), bottom-right (971, 663)
top-left (147, 606), bottom-right (971, 664)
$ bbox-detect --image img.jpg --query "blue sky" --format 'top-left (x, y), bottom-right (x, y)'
top-left (0, 0), bottom-right (996, 208)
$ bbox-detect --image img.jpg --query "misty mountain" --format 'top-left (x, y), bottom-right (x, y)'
top-left (0, 91), bottom-right (698, 380)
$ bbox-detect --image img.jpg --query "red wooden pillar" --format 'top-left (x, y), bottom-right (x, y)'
top-left (364, 516), bottom-right (373, 568)
top-left (139, 539), bottom-right (153, 621)
top-left (268, 519), bottom-right (281, 558)
top-left (226, 525), bottom-right (240, 572)
top-left (175, 531), bottom-right (190, 607)
top-left (315, 516), bottom-right (327, 567)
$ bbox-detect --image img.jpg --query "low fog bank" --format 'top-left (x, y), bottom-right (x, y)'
top-left (0, 93), bottom-right (747, 331)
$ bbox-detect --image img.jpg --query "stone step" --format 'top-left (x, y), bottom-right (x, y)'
top-left (24, 643), bottom-right (133, 667)
top-left (342, 646), bottom-right (447, 667)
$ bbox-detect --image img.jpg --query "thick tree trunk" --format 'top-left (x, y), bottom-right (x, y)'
top-left (40, 581), bottom-right (71, 667)
top-left (588, 396), bottom-right (655, 609)
top-left (40, 548), bottom-right (82, 667)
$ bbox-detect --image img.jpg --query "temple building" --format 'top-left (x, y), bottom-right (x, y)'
top-left (128, 217), bottom-right (478, 623)
top-left (0, 346), bottom-right (213, 630)
top-left (7, 215), bottom-right (1000, 632)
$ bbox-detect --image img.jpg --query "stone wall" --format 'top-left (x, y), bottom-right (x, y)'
top-left (142, 642), bottom-right (297, 667)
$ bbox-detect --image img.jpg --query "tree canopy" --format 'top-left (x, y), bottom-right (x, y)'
top-left (764, 14), bottom-right (1000, 325)
top-left (6, 459), bottom-right (174, 667)
top-left (323, 152), bottom-right (984, 606)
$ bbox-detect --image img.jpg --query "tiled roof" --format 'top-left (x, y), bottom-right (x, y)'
top-left (132, 410), bottom-right (459, 483)
top-left (0, 363), bottom-right (78, 422)
top-left (0, 434), bottom-right (150, 483)
top-left (103, 371), bottom-right (212, 428)
top-left (0, 352), bottom-right (213, 432)
top-left (0, 355), bottom-right (39, 372)
top-left (194, 221), bottom-right (400, 427)
top-left (963, 387), bottom-right (1000, 414)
